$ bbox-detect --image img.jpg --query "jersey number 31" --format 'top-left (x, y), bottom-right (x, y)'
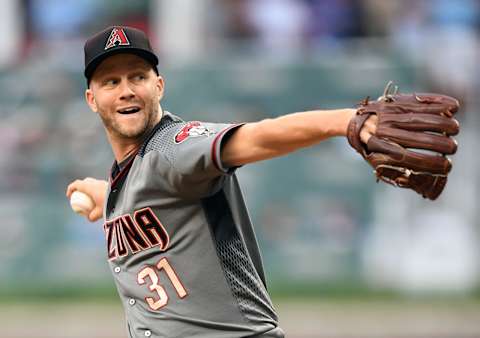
top-left (137, 258), bottom-right (188, 311)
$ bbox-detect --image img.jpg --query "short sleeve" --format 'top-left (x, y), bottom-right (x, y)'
top-left (142, 116), bottom-right (244, 198)
top-left (173, 121), bottom-right (243, 175)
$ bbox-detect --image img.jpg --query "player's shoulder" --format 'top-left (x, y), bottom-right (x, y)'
top-left (140, 112), bottom-right (223, 157)
top-left (139, 112), bottom-right (183, 157)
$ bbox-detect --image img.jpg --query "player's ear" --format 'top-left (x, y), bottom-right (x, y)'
top-left (85, 88), bottom-right (98, 113)
top-left (156, 75), bottom-right (165, 101)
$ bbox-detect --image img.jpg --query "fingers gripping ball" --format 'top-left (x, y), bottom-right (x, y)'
top-left (347, 81), bottom-right (460, 200)
top-left (70, 191), bottom-right (95, 216)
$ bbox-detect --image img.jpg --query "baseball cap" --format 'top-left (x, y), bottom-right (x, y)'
top-left (84, 26), bottom-right (159, 85)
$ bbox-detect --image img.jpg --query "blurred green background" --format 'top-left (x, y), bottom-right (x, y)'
top-left (1, 1), bottom-right (479, 337)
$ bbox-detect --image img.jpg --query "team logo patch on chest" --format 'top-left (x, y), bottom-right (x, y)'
top-left (174, 121), bottom-right (215, 144)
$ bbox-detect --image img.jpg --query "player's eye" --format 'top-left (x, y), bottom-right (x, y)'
top-left (132, 73), bottom-right (146, 81)
top-left (103, 78), bottom-right (119, 87)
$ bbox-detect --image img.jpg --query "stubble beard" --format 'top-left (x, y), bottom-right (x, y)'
top-left (100, 101), bottom-right (160, 141)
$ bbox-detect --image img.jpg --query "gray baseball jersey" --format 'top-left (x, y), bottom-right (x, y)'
top-left (103, 112), bottom-right (284, 338)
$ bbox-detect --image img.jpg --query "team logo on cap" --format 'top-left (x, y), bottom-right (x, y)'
top-left (105, 27), bottom-right (130, 50)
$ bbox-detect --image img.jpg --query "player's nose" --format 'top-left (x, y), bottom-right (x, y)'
top-left (118, 79), bottom-right (136, 100)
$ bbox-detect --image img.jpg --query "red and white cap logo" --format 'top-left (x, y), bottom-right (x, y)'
top-left (105, 27), bottom-right (130, 50)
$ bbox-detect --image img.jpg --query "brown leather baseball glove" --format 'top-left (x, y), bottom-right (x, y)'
top-left (347, 82), bottom-right (460, 200)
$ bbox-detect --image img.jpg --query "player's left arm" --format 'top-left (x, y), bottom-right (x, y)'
top-left (222, 108), bottom-right (376, 167)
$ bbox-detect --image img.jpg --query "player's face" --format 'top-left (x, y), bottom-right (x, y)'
top-left (85, 53), bottom-right (164, 141)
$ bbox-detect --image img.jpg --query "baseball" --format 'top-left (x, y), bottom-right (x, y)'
top-left (70, 191), bottom-right (95, 216)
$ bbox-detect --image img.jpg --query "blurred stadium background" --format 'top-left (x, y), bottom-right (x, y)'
top-left (1, 0), bottom-right (479, 337)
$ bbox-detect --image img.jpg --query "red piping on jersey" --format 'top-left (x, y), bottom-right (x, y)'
top-left (211, 124), bottom-right (242, 173)
top-left (110, 149), bottom-right (139, 188)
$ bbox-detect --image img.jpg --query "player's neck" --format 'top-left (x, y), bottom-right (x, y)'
top-left (107, 107), bottom-right (163, 162)
top-left (110, 139), bottom-right (141, 163)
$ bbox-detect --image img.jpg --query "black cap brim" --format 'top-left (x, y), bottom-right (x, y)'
top-left (84, 48), bottom-right (159, 84)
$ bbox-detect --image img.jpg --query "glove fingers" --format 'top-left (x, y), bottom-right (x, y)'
top-left (364, 94), bottom-right (459, 117)
top-left (380, 113), bottom-right (459, 136)
top-left (366, 136), bottom-right (452, 174)
top-left (376, 126), bottom-right (458, 154)
top-left (391, 93), bottom-right (459, 116)
top-left (414, 94), bottom-right (459, 115)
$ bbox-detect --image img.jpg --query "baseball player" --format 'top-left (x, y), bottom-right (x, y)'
top-left (66, 25), bottom-right (458, 338)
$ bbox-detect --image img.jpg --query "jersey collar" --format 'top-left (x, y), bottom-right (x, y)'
top-left (109, 113), bottom-right (175, 188)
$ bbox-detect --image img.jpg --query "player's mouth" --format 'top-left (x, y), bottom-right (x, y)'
top-left (117, 106), bottom-right (142, 115)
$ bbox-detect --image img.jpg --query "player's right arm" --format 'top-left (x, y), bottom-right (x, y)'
top-left (66, 177), bottom-right (108, 222)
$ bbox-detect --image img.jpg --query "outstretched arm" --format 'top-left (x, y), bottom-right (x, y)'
top-left (222, 108), bottom-right (376, 167)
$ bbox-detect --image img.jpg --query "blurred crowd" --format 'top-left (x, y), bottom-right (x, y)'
top-left (9, 1), bottom-right (479, 70)
top-left (10, 0), bottom-right (477, 101)
top-left (14, 1), bottom-right (480, 48)
top-left (217, 0), bottom-right (479, 42)
top-left (7, 0), bottom-right (477, 95)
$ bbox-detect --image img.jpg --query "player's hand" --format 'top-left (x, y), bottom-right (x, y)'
top-left (359, 115), bottom-right (377, 144)
top-left (66, 177), bottom-right (108, 222)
